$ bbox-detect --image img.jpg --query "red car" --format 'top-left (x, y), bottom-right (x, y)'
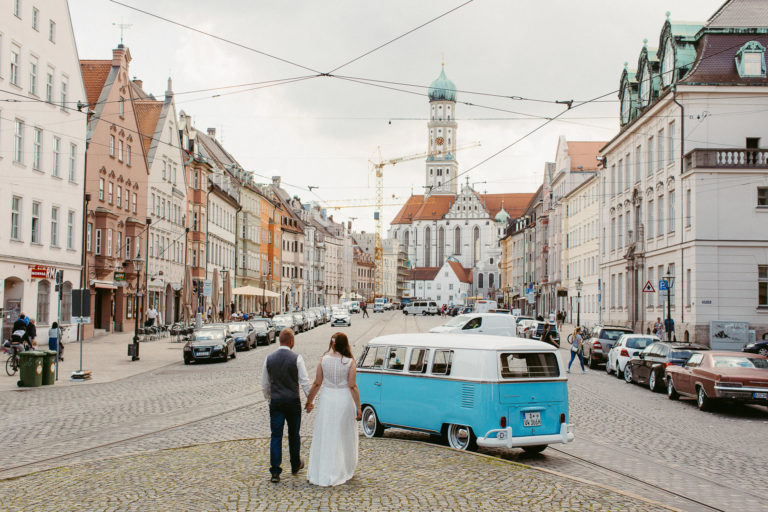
top-left (665, 351), bottom-right (768, 411)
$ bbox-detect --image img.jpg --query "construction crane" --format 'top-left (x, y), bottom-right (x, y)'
top-left (369, 141), bottom-right (481, 298)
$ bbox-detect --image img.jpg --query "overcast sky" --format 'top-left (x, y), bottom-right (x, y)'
top-left (70, 0), bottom-right (724, 233)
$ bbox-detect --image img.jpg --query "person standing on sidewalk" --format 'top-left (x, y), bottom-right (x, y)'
top-left (48, 322), bottom-right (64, 361)
top-left (567, 326), bottom-right (586, 374)
top-left (146, 305), bottom-right (158, 327)
top-left (262, 328), bottom-right (311, 483)
top-left (26, 318), bottom-right (38, 349)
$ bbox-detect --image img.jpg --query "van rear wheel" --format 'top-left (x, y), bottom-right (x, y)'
top-left (522, 445), bottom-right (547, 455)
top-left (361, 405), bottom-right (384, 438)
top-left (446, 424), bottom-right (477, 451)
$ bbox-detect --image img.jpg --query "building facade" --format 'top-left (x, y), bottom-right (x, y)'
top-left (600, 3), bottom-right (768, 342)
top-left (1, 1), bottom-right (86, 341)
top-left (80, 45), bottom-right (148, 337)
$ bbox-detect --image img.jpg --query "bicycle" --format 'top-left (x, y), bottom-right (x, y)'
top-left (3, 343), bottom-right (22, 376)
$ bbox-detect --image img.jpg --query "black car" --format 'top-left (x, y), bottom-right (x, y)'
top-left (743, 334), bottom-right (768, 357)
top-left (528, 322), bottom-right (560, 346)
top-left (184, 328), bottom-right (236, 364)
top-left (624, 342), bottom-right (710, 391)
top-left (228, 322), bottom-right (256, 351)
top-left (250, 319), bottom-right (276, 346)
top-left (582, 325), bottom-right (633, 368)
top-left (273, 315), bottom-right (296, 336)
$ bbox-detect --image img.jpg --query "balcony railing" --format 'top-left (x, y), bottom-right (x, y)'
top-left (686, 148), bottom-right (768, 170)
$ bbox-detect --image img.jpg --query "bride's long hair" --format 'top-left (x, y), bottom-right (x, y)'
top-left (328, 332), bottom-right (353, 361)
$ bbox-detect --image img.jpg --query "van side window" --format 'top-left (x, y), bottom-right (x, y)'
top-left (463, 317), bottom-right (482, 330)
top-left (408, 348), bottom-right (429, 373)
top-left (386, 347), bottom-right (407, 371)
top-left (500, 352), bottom-right (559, 378)
top-left (359, 346), bottom-right (386, 369)
top-left (432, 350), bottom-right (454, 375)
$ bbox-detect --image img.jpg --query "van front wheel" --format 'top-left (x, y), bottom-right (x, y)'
top-left (361, 405), bottom-right (384, 438)
top-left (446, 424), bottom-right (477, 451)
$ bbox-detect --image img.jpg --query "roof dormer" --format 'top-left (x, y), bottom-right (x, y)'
top-left (735, 41), bottom-right (766, 78)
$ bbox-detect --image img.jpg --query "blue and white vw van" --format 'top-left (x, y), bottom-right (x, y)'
top-left (356, 333), bottom-right (574, 453)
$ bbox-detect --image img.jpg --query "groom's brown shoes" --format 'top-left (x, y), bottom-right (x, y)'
top-left (291, 461), bottom-right (305, 475)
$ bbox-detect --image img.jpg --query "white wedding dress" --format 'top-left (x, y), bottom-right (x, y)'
top-left (307, 354), bottom-right (358, 486)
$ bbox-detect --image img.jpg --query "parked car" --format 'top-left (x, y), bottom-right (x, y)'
top-left (291, 313), bottom-right (309, 332)
top-left (429, 313), bottom-right (517, 336)
top-left (229, 322), bottom-right (257, 351)
top-left (273, 315), bottom-right (296, 335)
top-left (517, 319), bottom-right (537, 337)
top-left (624, 342), bottom-right (710, 392)
top-left (582, 325), bottom-right (634, 368)
top-left (349, 302), bottom-right (361, 314)
top-left (305, 311), bottom-right (318, 328)
top-left (459, 306), bottom-right (473, 314)
top-left (250, 316), bottom-right (275, 330)
top-left (309, 307), bottom-right (326, 324)
top-left (665, 351), bottom-right (768, 410)
top-left (606, 334), bottom-right (659, 376)
top-left (249, 319), bottom-right (275, 346)
top-left (403, 301), bottom-right (439, 316)
top-left (373, 302), bottom-right (385, 313)
top-left (473, 300), bottom-right (498, 313)
top-left (184, 328), bottom-right (235, 364)
top-left (742, 335), bottom-right (768, 357)
top-left (527, 322), bottom-right (560, 346)
top-left (331, 307), bottom-right (351, 327)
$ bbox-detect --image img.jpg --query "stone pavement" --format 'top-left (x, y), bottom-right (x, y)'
top-left (1, 331), bottom-right (184, 392)
top-left (0, 437), bottom-right (675, 512)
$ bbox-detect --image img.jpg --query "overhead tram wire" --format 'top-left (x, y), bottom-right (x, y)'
top-left (326, 0), bottom-right (475, 74)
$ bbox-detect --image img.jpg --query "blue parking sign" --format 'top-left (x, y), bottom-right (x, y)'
top-left (659, 280), bottom-right (668, 291)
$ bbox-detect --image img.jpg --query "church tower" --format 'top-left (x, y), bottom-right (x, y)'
top-left (426, 64), bottom-right (458, 195)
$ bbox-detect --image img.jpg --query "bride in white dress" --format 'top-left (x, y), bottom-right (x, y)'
top-left (305, 333), bottom-right (362, 486)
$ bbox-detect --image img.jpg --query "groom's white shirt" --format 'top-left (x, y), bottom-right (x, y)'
top-left (261, 345), bottom-right (311, 399)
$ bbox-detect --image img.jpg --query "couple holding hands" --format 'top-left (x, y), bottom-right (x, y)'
top-left (261, 329), bottom-right (361, 486)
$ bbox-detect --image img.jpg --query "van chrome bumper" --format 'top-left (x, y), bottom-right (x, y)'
top-left (477, 423), bottom-right (574, 448)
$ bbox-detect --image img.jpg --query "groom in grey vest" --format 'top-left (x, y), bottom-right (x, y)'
top-left (261, 328), bottom-right (311, 483)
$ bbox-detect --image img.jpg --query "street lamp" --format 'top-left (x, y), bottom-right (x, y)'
top-left (664, 266), bottom-right (675, 341)
top-left (131, 255), bottom-right (145, 361)
top-left (575, 276), bottom-right (583, 328)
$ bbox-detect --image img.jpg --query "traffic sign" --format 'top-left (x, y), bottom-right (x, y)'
top-left (658, 279), bottom-right (668, 291)
top-left (642, 281), bottom-right (655, 293)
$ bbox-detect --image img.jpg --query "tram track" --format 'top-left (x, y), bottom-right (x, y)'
top-left (1, 313), bottom-right (395, 480)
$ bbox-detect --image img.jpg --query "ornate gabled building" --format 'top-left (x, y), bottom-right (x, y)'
top-left (389, 65), bottom-right (534, 305)
top-left (601, 0), bottom-right (768, 344)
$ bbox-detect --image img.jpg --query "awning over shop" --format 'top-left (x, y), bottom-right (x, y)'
top-left (232, 285), bottom-right (280, 298)
top-left (91, 280), bottom-right (117, 290)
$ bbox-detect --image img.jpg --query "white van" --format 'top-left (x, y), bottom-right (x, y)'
top-left (404, 301), bottom-right (439, 316)
top-left (474, 300), bottom-right (498, 314)
top-left (429, 313), bottom-right (517, 337)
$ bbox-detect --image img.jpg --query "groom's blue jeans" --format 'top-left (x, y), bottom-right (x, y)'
top-left (269, 398), bottom-right (302, 476)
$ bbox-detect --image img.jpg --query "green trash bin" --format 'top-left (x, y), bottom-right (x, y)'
top-left (18, 351), bottom-right (45, 388)
top-left (41, 350), bottom-right (57, 385)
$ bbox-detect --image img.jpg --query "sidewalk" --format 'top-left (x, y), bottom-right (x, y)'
top-left (1, 331), bottom-right (184, 392)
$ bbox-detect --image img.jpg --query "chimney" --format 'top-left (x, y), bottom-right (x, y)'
top-left (272, 176), bottom-right (281, 188)
top-left (132, 78), bottom-right (143, 89)
top-left (328, 215), bottom-right (334, 223)
top-left (207, 128), bottom-right (216, 139)
top-left (165, 76), bottom-right (173, 98)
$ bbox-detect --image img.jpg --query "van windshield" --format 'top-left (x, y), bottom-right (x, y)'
top-left (500, 352), bottom-right (560, 378)
top-left (443, 315), bottom-right (471, 327)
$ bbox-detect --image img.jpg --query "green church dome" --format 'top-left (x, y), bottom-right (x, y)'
top-left (428, 65), bottom-right (457, 102)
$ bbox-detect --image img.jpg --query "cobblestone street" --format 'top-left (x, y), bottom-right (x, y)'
top-left (1, 312), bottom-right (766, 511)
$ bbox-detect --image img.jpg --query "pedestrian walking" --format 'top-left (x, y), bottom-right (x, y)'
top-left (361, 302), bottom-right (369, 318)
top-left (653, 317), bottom-right (664, 338)
top-left (146, 305), bottom-right (158, 327)
top-left (48, 321), bottom-right (64, 360)
top-left (567, 326), bottom-right (586, 374)
top-left (261, 329), bottom-right (311, 483)
top-left (548, 311), bottom-right (556, 324)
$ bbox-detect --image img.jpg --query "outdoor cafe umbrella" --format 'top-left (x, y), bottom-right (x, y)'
top-left (211, 268), bottom-right (220, 323)
top-left (182, 266), bottom-right (194, 324)
top-left (223, 272), bottom-right (232, 319)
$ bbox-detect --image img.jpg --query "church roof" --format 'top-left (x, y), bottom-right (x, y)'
top-left (707, 0), bottom-right (768, 28)
top-left (392, 192), bottom-right (533, 225)
top-left (447, 260), bottom-right (473, 284)
top-left (428, 65), bottom-right (457, 102)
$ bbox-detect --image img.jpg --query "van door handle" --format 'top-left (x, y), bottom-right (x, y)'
top-left (374, 382), bottom-right (382, 386)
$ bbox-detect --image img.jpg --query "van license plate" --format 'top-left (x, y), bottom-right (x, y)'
top-left (523, 412), bottom-right (541, 427)
top-left (753, 392), bottom-right (767, 399)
